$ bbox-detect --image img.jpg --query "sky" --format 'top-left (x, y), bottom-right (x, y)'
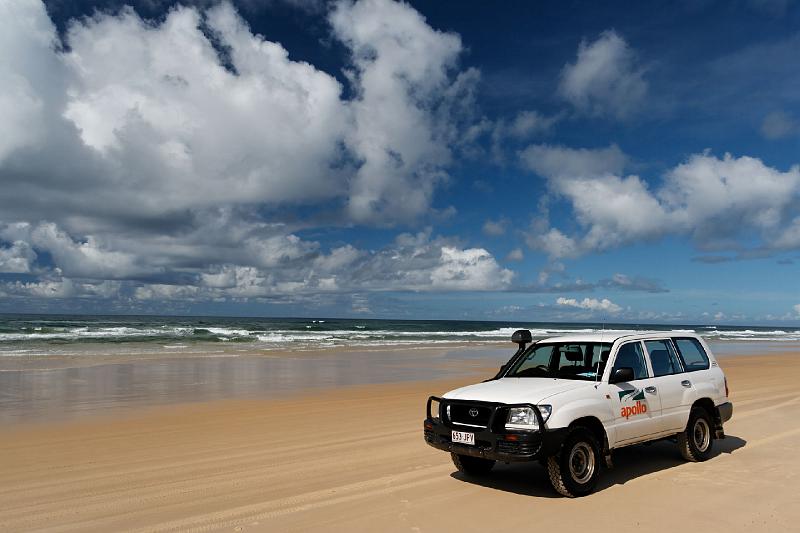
top-left (1, 0), bottom-right (800, 324)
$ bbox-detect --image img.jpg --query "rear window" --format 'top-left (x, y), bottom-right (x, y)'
top-left (645, 339), bottom-right (684, 377)
top-left (673, 338), bottom-right (710, 371)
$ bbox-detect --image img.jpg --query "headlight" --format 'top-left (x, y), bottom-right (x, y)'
top-left (505, 405), bottom-right (552, 431)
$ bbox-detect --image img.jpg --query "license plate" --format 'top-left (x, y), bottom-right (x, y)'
top-left (451, 430), bottom-right (475, 445)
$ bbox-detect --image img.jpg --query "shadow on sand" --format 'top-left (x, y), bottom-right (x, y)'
top-left (450, 435), bottom-right (747, 497)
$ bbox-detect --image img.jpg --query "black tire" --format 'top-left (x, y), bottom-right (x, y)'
top-left (451, 453), bottom-right (495, 475)
top-left (678, 407), bottom-right (714, 462)
top-left (546, 427), bottom-right (601, 497)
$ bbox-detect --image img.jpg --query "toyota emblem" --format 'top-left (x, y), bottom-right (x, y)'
top-left (469, 408), bottom-right (479, 417)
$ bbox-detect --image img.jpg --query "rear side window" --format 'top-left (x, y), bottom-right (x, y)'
top-left (644, 340), bottom-right (683, 377)
top-left (611, 342), bottom-right (649, 380)
top-left (673, 338), bottom-right (710, 371)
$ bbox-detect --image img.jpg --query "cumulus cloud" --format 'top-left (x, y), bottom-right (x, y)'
top-left (0, 0), bottom-right (475, 226)
top-left (0, 0), bottom-right (493, 306)
top-left (523, 144), bottom-right (800, 259)
top-left (430, 247), bottom-right (514, 290)
top-left (556, 296), bottom-right (622, 314)
top-left (0, 228), bottom-right (514, 302)
top-left (0, 241), bottom-right (36, 273)
top-left (794, 303), bottom-right (800, 316)
top-left (558, 30), bottom-right (648, 119)
top-left (2, 1), bottom-right (351, 225)
top-left (330, 0), bottom-right (477, 222)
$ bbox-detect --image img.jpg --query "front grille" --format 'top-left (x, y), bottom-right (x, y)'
top-left (447, 402), bottom-right (492, 428)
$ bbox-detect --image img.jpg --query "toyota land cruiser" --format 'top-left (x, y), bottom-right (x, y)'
top-left (423, 330), bottom-right (733, 497)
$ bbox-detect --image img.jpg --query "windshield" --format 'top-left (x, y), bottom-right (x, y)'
top-left (505, 342), bottom-right (612, 381)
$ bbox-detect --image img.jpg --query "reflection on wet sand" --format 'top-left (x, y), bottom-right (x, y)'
top-left (0, 345), bottom-right (510, 424)
top-left (1, 340), bottom-right (791, 425)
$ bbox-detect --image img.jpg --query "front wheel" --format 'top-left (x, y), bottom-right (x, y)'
top-left (677, 407), bottom-right (714, 462)
top-left (546, 427), bottom-right (601, 497)
top-left (451, 453), bottom-right (495, 475)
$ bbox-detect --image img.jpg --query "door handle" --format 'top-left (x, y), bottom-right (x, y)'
top-left (681, 380), bottom-right (692, 388)
top-left (644, 386), bottom-right (657, 394)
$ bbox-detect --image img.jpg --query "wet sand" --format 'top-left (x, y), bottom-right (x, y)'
top-left (0, 345), bottom-right (510, 425)
top-left (1, 348), bottom-right (799, 531)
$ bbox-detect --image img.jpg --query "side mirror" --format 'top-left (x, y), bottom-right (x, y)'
top-left (610, 367), bottom-right (635, 384)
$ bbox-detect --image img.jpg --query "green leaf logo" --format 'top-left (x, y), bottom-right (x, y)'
top-left (618, 389), bottom-right (645, 401)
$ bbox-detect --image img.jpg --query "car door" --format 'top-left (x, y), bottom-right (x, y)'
top-left (643, 339), bottom-right (696, 433)
top-left (604, 341), bottom-right (663, 444)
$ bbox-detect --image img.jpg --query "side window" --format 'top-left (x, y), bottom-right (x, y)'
top-left (645, 340), bottom-right (683, 377)
top-left (673, 338), bottom-right (710, 371)
top-left (610, 342), bottom-right (649, 380)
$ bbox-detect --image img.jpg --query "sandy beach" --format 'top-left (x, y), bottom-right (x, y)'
top-left (1, 348), bottom-right (799, 532)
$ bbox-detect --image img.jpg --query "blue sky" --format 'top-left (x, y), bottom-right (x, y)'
top-left (1, 0), bottom-right (799, 324)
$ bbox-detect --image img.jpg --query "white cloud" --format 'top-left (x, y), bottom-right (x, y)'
top-left (330, 0), bottom-right (477, 223)
top-left (558, 30), bottom-right (648, 119)
top-left (6, 229), bottom-right (513, 302)
top-left (794, 303), bottom-right (800, 316)
top-left (482, 218), bottom-right (507, 236)
top-left (0, 0), bottom-right (493, 305)
top-left (0, 241), bottom-right (36, 273)
top-left (0, 0), bottom-right (478, 231)
top-left (663, 152), bottom-right (800, 245)
top-left (520, 143), bottom-right (627, 179)
top-left (0, 276), bottom-right (121, 300)
top-left (760, 111), bottom-right (796, 140)
top-left (506, 248), bottom-right (524, 261)
top-left (0, 0), bottom-right (62, 162)
top-left (523, 144), bottom-right (800, 258)
top-left (28, 223), bottom-right (146, 279)
top-left (430, 247), bottom-right (514, 290)
top-left (556, 296), bottom-right (622, 314)
top-left (60, 2), bottom-right (348, 210)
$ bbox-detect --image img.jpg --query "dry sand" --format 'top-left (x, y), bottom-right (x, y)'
top-left (1, 352), bottom-right (799, 532)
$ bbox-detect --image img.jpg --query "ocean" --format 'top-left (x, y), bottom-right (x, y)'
top-left (2, 314), bottom-right (799, 357)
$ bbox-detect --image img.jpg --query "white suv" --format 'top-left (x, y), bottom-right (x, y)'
top-left (423, 330), bottom-right (732, 497)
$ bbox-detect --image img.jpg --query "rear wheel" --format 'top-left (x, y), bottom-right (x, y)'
top-left (546, 427), bottom-right (601, 497)
top-left (678, 407), bottom-right (714, 461)
top-left (451, 453), bottom-right (495, 475)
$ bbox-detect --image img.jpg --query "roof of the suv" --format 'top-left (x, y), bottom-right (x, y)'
top-left (536, 330), bottom-right (699, 344)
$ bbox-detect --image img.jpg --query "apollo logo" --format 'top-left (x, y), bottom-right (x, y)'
top-left (620, 400), bottom-right (647, 419)
top-left (618, 389), bottom-right (647, 419)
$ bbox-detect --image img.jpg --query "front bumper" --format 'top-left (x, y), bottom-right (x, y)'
top-left (423, 396), bottom-right (568, 462)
